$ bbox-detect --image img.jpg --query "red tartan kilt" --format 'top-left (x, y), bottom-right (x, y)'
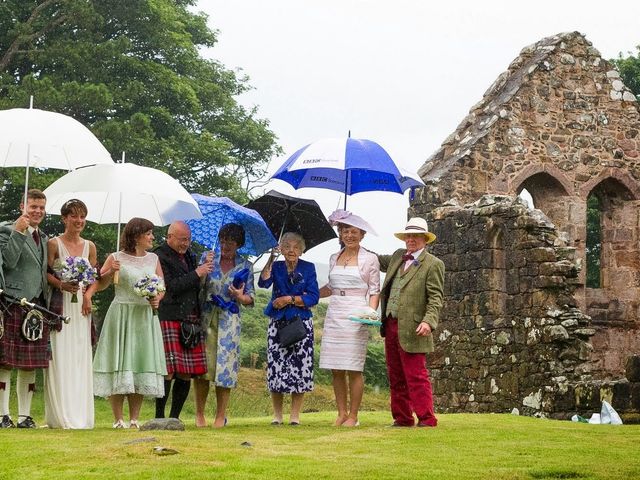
top-left (160, 320), bottom-right (207, 376)
top-left (0, 303), bottom-right (51, 369)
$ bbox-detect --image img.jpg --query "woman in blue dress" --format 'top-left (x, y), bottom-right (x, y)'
top-left (194, 223), bottom-right (254, 428)
top-left (258, 232), bottom-right (319, 425)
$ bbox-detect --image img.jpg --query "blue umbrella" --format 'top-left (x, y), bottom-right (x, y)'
top-left (186, 194), bottom-right (277, 256)
top-left (270, 137), bottom-right (424, 208)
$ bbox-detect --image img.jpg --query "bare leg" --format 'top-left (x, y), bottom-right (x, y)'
top-left (213, 386), bottom-right (230, 428)
top-left (343, 371), bottom-right (364, 426)
top-left (290, 393), bottom-right (305, 424)
top-left (331, 370), bottom-right (348, 425)
top-left (128, 393), bottom-right (144, 426)
top-left (271, 392), bottom-right (284, 423)
top-left (109, 394), bottom-right (125, 424)
top-left (194, 378), bottom-right (210, 427)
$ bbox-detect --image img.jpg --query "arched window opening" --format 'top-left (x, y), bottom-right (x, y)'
top-left (585, 194), bottom-right (601, 288)
top-left (516, 172), bottom-right (568, 227)
top-left (518, 188), bottom-right (534, 209)
top-left (487, 226), bottom-right (506, 317)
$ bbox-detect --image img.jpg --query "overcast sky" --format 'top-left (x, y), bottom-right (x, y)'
top-left (196, 0), bottom-right (640, 266)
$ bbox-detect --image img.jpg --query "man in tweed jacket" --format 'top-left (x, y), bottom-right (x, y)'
top-left (377, 217), bottom-right (444, 427)
top-left (0, 189), bottom-right (49, 429)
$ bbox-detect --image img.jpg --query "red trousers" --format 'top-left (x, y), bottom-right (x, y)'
top-left (384, 317), bottom-right (437, 426)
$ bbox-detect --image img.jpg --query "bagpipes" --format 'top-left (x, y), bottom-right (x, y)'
top-left (0, 288), bottom-right (70, 342)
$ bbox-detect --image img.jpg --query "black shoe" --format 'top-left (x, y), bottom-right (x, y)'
top-left (17, 416), bottom-right (36, 429)
top-left (0, 415), bottom-right (15, 428)
top-left (390, 421), bottom-right (413, 427)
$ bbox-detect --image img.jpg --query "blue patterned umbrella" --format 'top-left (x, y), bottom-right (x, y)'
top-left (186, 194), bottom-right (277, 256)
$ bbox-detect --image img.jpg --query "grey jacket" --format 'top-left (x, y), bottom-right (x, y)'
top-left (0, 221), bottom-right (49, 302)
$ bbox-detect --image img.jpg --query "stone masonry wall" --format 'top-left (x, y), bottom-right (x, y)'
top-left (410, 32), bottom-right (640, 418)
top-left (420, 195), bottom-right (597, 418)
top-left (418, 32), bottom-right (640, 210)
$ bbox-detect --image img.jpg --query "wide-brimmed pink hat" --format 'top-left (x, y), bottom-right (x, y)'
top-left (328, 209), bottom-right (377, 235)
top-left (394, 217), bottom-right (436, 243)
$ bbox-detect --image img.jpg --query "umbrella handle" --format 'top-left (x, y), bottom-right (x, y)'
top-left (112, 251), bottom-right (119, 285)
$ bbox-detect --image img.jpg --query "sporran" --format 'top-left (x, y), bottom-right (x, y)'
top-left (22, 309), bottom-right (44, 342)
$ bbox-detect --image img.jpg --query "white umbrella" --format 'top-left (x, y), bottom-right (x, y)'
top-left (0, 102), bottom-right (114, 200)
top-left (44, 160), bottom-right (201, 284)
top-left (43, 162), bottom-right (202, 229)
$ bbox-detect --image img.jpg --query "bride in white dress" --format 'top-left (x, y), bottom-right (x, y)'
top-left (45, 199), bottom-right (97, 429)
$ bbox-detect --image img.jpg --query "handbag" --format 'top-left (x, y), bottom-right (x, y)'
top-left (277, 315), bottom-right (306, 348)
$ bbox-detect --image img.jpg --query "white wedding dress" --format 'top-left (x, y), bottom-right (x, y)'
top-left (44, 238), bottom-right (94, 429)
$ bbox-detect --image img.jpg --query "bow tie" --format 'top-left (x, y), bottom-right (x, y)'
top-left (401, 253), bottom-right (414, 262)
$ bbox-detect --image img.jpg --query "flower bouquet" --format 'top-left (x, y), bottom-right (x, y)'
top-left (133, 274), bottom-right (166, 315)
top-left (54, 256), bottom-right (97, 303)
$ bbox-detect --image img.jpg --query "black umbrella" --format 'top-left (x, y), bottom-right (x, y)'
top-left (245, 190), bottom-right (337, 251)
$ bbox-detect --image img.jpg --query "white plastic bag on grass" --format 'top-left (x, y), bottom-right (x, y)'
top-left (600, 401), bottom-right (623, 425)
top-left (588, 413), bottom-right (601, 424)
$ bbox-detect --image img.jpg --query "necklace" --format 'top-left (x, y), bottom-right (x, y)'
top-left (341, 250), bottom-right (357, 268)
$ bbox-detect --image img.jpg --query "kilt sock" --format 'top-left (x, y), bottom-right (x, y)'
top-left (17, 369), bottom-right (35, 418)
top-left (0, 369), bottom-right (10, 415)
top-left (155, 379), bottom-right (172, 418)
top-left (169, 378), bottom-right (191, 419)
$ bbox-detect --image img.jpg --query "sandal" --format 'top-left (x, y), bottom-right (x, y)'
top-left (112, 419), bottom-right (126, 429)
top-left (129, 419), bottom-right (140, 429)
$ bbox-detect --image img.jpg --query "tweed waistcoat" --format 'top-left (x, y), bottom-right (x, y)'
top-left (385, 268), bottom-right (410, 318)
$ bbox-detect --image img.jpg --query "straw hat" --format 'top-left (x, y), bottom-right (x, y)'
top-left (394, 217), bottom-right (436, 243)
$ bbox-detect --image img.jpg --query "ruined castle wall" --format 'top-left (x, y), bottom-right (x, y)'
top-left (413, 33), bottom-right (640, 391)
top-left (419, 196), bottom-right (595, 418)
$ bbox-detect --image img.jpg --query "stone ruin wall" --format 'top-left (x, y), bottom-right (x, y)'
top-left (412, 195), bottom-right (591, 418)
top-left (419, 33), bottom-right (640, 210)
top-left (411, 32), bottom-right (640, 419)
top-left (411, 195), bottom-right (640, 419)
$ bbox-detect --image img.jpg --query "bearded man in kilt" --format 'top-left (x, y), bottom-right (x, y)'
top-left (0, 189), bottom-right (50, 428)
top-left (153, 221), bottom-right (213, 420)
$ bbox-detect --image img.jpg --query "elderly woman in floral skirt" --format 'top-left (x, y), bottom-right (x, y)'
top-left (259, 232), bottom-right (319, 426)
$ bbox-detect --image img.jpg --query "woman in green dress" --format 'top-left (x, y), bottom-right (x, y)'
top-left (88, 218), bottom-right (167, 428)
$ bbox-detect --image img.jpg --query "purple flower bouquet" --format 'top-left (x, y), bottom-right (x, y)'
top-left (56, 256), bottom-right (97, 303)
top-left (133, 274), bottom-right (166, 315)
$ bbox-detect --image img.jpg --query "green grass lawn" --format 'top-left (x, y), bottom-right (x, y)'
top-left (0, 369), bottom-right (639, 480)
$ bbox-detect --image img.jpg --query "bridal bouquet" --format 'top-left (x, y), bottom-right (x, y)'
top-left (55, 256), bottom-right (97, 303)
top-left (133, 274), bottom-right (166, 315)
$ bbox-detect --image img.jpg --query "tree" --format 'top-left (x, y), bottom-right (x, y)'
top-left (0, 0), bottom-right (280, 212)
top-left (613, 46), bottom-right (640, 97)
top-left (0, 0), bottom-right (281, 319)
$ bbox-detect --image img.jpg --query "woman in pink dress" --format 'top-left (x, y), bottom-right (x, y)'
top-left (319, 210), bottom-right (380, 427)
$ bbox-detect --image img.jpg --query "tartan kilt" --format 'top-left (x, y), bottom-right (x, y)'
top-left (160, 319), bottom-right (207, 376)
top-left (0, 302), bottom-right (51, 369)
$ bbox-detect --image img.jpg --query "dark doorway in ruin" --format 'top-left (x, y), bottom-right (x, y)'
top-left (584, 177), bottom-right (640, 376)
top-left (585, 194), bottom-right (601, 288)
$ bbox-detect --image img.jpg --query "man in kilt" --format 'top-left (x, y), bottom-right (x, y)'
top-left (153, 221), bottom-right (213, 420)
top-left (0, 189), bottom-right (49, 428)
